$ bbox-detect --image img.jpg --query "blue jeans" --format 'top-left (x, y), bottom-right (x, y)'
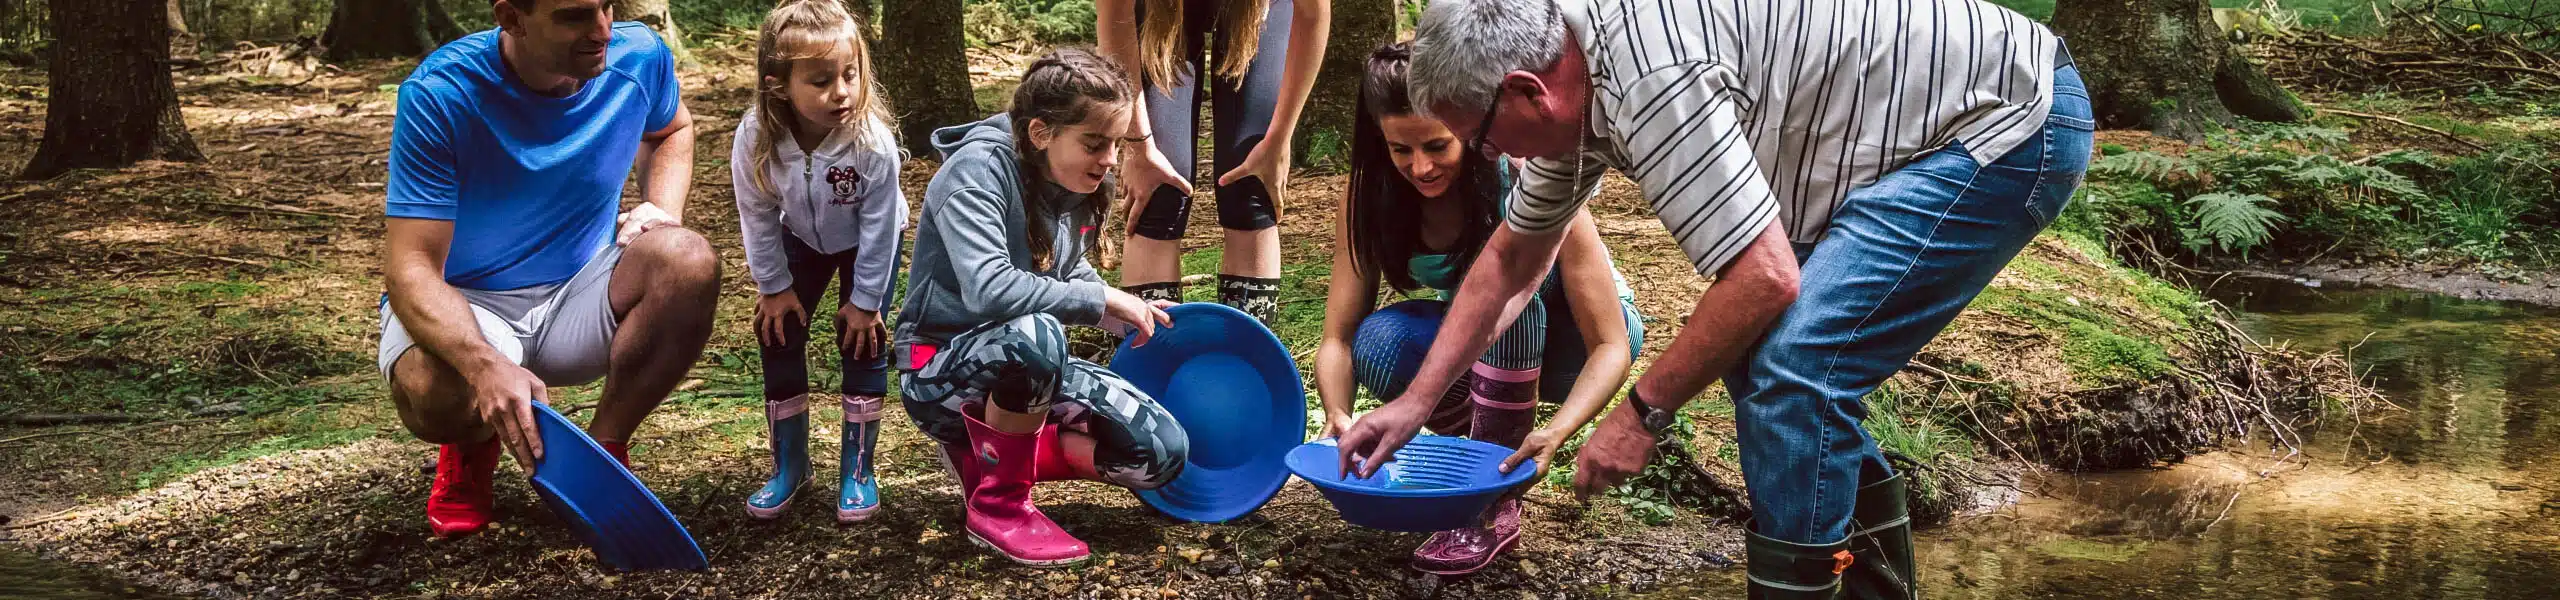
top-left (1729, 64), bottom-right (2093, 544)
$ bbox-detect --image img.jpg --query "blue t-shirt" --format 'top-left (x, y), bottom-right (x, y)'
top-left (385, 23), bottom-right (681, 291)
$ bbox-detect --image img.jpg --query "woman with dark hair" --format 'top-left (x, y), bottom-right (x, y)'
top-left (1312, 42), bottom-right (1644, 575)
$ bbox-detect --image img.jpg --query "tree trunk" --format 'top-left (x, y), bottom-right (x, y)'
top-left (2053, 0), bottom-right (2307, 139)
top-left (619, 0), bottom-right (683, 60)
top-left (19, 0), bottom-right (202, 180)
top-left (421, 0), bottom-right (464, 44)
top-left (166, 0), bottom-right (197, 58)
top-left (876, 0), bottom-right (975, 158)
top-left (1303, 0), bottom-right (1396, 166)
top-left (320, 0), bottom-right (461, 61)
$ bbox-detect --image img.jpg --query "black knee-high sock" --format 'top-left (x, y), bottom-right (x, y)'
top-left (1217, 275), bottom-right (1282, 323)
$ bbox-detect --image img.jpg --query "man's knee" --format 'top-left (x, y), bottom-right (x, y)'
top-left (630, 226), bottom-right (721, 290)
top-left (388, 350), bottom-right (488, 445)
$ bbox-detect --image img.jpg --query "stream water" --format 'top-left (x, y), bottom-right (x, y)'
top-left (1661, 278), bottom-right (2560, 598)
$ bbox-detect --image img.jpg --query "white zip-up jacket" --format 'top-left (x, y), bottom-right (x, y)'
top-left (730, 107), bottom-right (907, 311)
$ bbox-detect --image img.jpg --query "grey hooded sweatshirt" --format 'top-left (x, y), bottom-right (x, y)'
top-left (893, 114), bottom-right (1109, 368)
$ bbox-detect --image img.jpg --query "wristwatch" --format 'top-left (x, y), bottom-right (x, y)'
top-left (1624, 389), bottom-right (1677, 438)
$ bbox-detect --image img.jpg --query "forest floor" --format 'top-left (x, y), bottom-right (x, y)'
top-left (0, 36), bottom-right (2402, 599)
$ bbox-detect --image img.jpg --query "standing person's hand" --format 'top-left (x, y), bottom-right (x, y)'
top-left (838, 305), bottom-right (885, 360)
top-left (754, 291), bottom-right (806, 348)
top-left (468, 363), bottom-right (549, 472)
top-left (1333, 395), bottom-right (1434, 478)
top-left (1218, 137), bottom-right (1291, 219)
top-left (1119, 145), bottom-right (1191, 231)
top-left (1569, 403), bottom-right (1661, 501)
top-left (615, 203), bottom-right (679, 246)
top-left (1499, 426), bottom-right (1573, 483)
top-left (1102, 289), bottom-right (1175, 346)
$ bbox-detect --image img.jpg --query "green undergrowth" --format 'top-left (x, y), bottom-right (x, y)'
top-left (2073, 120), bottom-right (2560, 272)
top-left (0, 275), bottom-right (374, 416)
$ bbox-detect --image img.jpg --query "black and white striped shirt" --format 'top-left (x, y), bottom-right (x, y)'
top-left (1510, 0), bottom-right (2060, 275)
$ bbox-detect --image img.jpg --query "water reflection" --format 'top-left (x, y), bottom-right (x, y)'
top-left (1655, 279), bottom-right (2560, 599)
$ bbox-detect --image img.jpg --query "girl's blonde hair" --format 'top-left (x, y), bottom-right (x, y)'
top-left (748, 0), bottom-right (897, 197)
top-left (1136, 0), bottom-right (1273, 93)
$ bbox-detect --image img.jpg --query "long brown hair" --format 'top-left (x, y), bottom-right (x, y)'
top-left (1137, 0), bottom-right (1273, 93)
top-left (748, 0), bottom-right (896, 197)
top-left (1010, 47), bottom-right (1134, 271)
top-left (1347, 42), bottom-right (1506, 292)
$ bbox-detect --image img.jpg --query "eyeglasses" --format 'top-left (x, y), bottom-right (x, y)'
top-left (1469, 88), bottom-right (1504, 156)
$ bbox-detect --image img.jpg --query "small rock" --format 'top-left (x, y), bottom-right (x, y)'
top-left (599, 576), bottom-right (618, 588)
top-left (1521, 560), bottom-right (1540, 577)
top-left (234, 573), bottom-right (250, 585)
top-left (1160, 587), bottom-right (1180, 597)
top-left (286, 569), bottom-right (301, 581)
top-left (1180, 548), bottom-right (1205, 563)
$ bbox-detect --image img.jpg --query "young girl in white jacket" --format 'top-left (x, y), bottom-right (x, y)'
top-left (730, 0), bottom-right (906, 523)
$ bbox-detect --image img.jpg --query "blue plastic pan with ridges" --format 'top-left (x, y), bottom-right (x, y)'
top-left (1284, 436), bottom-right (1538, 532)
top-left (527, 402), bottom-right (709, 571)
top-left (1110, 302), bottom-right (1307, 523)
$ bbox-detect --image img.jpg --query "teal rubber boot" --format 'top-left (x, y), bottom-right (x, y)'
top-left (746, 394), bottom-right (812, 519)
top-left (837, 395), bottom-right (885, 523)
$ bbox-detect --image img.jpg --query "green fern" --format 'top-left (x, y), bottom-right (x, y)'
top-left (2185, 192), bottom-right (2288, 255)
top-left (2091, 151), bottom-right (2204, 184)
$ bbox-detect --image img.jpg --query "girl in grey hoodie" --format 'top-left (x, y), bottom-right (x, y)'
top-left (896, 48), bottom-right (1185, 568)
top-left (730, 0), bottom-right (904, 524)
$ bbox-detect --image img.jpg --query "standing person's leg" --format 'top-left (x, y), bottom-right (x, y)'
top-left (1120, 0), bottom-right (1212, 304)
top-left (746, 237), bottom-right (837, 518)
top-left (1205, 0), bottom-right (1293, 322)
top-left (899, 314), bottom-right (1092, 567)
top-left (835, 245), bottom-right (894, 523)
top-left (1728, 65), bottom-right (2092, 599)
top-left (574, 227), bottom-right (721, 463)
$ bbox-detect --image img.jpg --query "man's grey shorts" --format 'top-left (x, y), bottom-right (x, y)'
top-left (377, 246), bottom-right (624, 387)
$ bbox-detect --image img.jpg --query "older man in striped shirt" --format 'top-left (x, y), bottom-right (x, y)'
top-left (1331, 0), bottom-right (2094, 596)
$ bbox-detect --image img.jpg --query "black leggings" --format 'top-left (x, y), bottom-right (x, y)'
top-left (1128, 0), bottom-right (1291, 240)
top-left (760, 235), bottom-right (893, 400)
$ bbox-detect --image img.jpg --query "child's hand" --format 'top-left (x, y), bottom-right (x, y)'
top-left (1102, 288), bottom-right (1174, 347)
top-left (838, 306), bottom-right (885, 360)
top-left (755, 291), bottom-right (806, 348)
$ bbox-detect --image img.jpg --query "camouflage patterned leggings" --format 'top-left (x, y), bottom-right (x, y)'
top-left (899, 314), bottom-right (1190, 490)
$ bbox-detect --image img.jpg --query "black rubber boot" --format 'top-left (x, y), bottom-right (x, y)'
top-left (1840, 474), bottom-right (1916, 600)
top-left (1745, 523), bottom-right (1851, 599)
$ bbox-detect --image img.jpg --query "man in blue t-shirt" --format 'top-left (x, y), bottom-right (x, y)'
top-left (376, 0), bottom-right (714, 538)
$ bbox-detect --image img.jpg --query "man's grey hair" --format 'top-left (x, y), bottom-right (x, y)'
top-left (1408, 0), bottom-right (1568, 117)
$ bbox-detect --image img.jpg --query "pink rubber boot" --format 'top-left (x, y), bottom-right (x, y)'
top-left (960, 409), bottom-right (1092, 567)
